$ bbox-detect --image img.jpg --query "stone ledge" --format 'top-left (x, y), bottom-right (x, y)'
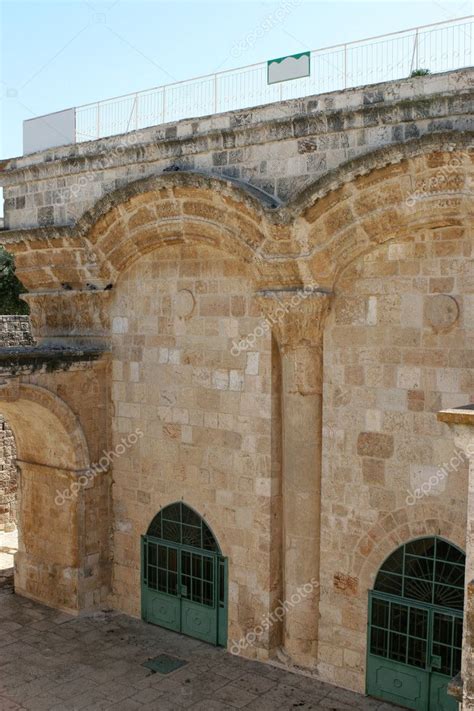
top-left (0, 344), bottom-right (109, 374)
top-left (437, 404), bottom-right (474, 426)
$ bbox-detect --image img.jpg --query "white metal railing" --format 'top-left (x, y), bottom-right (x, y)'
top-left (44, 17), bottom-right (474, 145)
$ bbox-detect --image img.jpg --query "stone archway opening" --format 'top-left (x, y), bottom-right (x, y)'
top-left (0, 384), bottom-right (92, 612)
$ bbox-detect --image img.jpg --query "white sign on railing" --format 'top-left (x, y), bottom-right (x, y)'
top-left (267, 52), bottom-right (311, 84)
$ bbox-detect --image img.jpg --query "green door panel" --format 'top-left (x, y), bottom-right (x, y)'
top-left (181, 599), bottom-right (217, 644)
top-left (146, 591), bottom-right (181, 632)
top-left (429, 673), bottom-right (458, 711)
top-left (367, 654), bottom-right (428, 710)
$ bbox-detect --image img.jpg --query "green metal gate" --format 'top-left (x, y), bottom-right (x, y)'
top-left (141, 502), bottom-right (228, 647)
top-left (367, 537), bottom-right (465, 710)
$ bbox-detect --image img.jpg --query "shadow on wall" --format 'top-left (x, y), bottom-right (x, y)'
top-left (0, 248), bottom-right (29, 316)
top-left (0, 417), bottom-right (17, 533)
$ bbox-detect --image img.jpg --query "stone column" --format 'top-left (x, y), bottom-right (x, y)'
top-left (437, 405), bottom-right (474, 710)
top-left (257, 288), bottom-right (332, 668)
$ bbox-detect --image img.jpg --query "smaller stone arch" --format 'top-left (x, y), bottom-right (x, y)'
top-left (0, 383), bottom-right (90, 470)
top-left (352, 505), bottom-right (466, 595)
top-left (146, 501), bottom-right (222, 554)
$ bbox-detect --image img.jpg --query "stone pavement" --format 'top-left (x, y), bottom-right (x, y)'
top-left (0, 592), bottom-right (405, 711)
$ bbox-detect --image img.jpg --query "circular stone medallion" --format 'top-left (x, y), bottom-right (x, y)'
top-left (425, 294), bottom-right (459, 332)
top-left (174, 289), bottom-right (195, 319)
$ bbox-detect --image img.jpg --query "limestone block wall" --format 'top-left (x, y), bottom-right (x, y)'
top-left (0, 417), bottom-right (17, 531)
top-left (319, 224), bottom-right (472, 691)
top-left (109, 244), bottom-right (282, 657)
top-left (0, 68), bottom-right (471, 230)
top-left (0, 316), bottom-right (34, 347)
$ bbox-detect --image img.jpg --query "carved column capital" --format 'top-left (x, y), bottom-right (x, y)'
top-left (24, 290), bottom-right (111, 346)
top-left (255, 288), bottom-right (333, 354)
top-left (256, 288), bottom-right (332, 397)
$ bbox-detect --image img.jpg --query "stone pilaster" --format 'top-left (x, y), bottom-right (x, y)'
top-left (257, 288), bottom-right (332, 668)
top-left (437, 405), bottom-right (474, 711)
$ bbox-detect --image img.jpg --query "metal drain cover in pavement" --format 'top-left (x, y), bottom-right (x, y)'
top-left (142, 654), bottom-right (188, 674)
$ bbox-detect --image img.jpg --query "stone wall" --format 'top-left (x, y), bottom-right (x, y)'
top-left (0, 316), bottom-right (34, 347)
top-left (0, 417), bottom-right (17, 531)
top-left (0, 69), bottom-right (471, 230)
top-left (319, 224), bottom-right (472, 691)
top-left (109, 243), bottom-right (282, 657)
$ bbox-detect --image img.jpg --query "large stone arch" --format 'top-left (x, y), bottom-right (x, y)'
top-left (2, 172), bottom-right (281, 293)
top-left (288, 132), bottom-right (472, 287)
top-left (82, 172), bottom-right (278, 285)
top-left (0, 383), bottom-right (94, 613)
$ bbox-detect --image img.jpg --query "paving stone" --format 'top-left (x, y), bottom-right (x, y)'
top-left (212, 682), bottom-right (259, 707)
top-left (230, 671), bottom-right (277, 694)
top-left (0, 593), bottom-right (405, 711)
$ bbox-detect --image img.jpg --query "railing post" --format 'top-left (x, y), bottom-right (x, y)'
top-left (410, 29), bottom-right (419, 74)
top-left (96, 102), bottom-right (100, 140)
top-left (214, 74), bottom-right (218, 113)
top-left (135, 93), bottom-right (139, 130)
top-left (162, 86), bottom-right (166, 124)
top-left (344, 43), bottom-right (347, 88)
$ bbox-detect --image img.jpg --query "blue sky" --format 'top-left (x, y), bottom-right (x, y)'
top-left (0, 0), bottom-right (471, 161)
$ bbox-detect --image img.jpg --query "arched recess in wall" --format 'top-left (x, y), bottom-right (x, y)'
top-left (288, 133), bottom-right (472, 288)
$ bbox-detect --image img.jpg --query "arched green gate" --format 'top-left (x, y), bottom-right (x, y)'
top-left (367, 536), bottom-right (465, 710)
top-left (141, 502), bottom-right (228, 646)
